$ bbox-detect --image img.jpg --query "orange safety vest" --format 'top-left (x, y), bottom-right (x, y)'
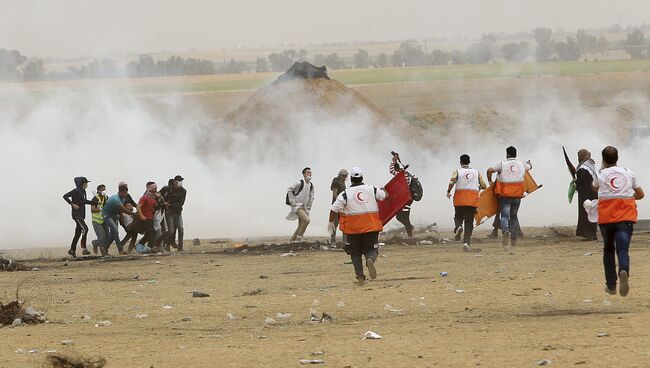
top-left (337, 185), bottom-right (384, 234)
top-left (596, 167), bottom-right (638, 224)
top-left (454, 167), bottom-right (480, 207)
top-left (494, 159), bottom-right (527, 198)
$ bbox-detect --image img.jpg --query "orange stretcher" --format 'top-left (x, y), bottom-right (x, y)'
top-left (474, 172), bottom-right (542, 226)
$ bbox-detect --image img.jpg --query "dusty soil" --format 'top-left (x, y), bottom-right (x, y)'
top-left (2, 229), bottom-right (650, 367)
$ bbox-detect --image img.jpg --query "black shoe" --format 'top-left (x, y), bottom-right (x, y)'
top-left (67, 249), bottom-right (77, 258)
top-left (366, 259), bottom-right (377, 280)
top-left (356, 275), bottom-right (366, 286)
top-left (454, 226), bottom-right (463, 241)
top-left (92, 240), bottom-right (99, 254)
top-left (619, 271), bottom-right (629, 297)
top-left (604, 286), bottom-right (617, 295)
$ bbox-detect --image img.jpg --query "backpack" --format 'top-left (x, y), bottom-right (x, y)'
top-left (285, 180), bottom-right (314, 205)
top-left (409, 176), bottom-right (423, 201)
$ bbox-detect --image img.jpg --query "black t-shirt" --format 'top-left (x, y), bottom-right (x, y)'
top-left (330, 177), bottom-right (346, 202)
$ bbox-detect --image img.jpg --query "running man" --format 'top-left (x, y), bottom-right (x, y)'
top-left (447, 154), bottom-right (486, 251)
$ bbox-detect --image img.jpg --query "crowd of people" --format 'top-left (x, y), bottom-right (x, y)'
top-left (286, 145), bottom-right (644, 296)
top-left (63, 175), bottom-right (187, 258)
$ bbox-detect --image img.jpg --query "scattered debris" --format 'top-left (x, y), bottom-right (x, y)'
top-left (0, 257), bottom-right (30, 271)
top-left (147, 280), bottom-right (159, 285)
top-left (276, 312), bottom-right (292, 320)
top-left (597, 332), bottom-right (610, 337)
top-left (455, 289), bottom-right (465, 293)
top-left (336, 301), bottom-right (345, 307)
top-left (362, 331), bottom-right (383, 340)
top-left (241, 288), bottom-right (266, 296)
top-left (45, 352), bottom-right (106, 368)
top-left (311, 351), bottom-right (324, 356)
top-left (584, 252), bottom-right (593, 256)
top-left (181, 316), bottom-right (193, 322)
top-left (130, 274), bottom-right (139, 280)
top-left (299, 359), bottom-right (326, 365)
top-left (81, 315), bottom-right (92, 321)
top-left (258, 275), bottom-right (269, 279)
top-left (94, 321), bottom-right (111, 327)
top-left (582, 299), bottom-right (593, 303)
top-left (439, 271), bottom-right (449, 277)
top-left (0, 301), bottom-right (46, 326)
top-left (12, 318), bottom-right (22, 326)
top-left (192, 291), bottom-right (210, 298)
top-left (264, 317), bottom-right (277, 325)
top-left (535, 359), bottom-right (552, 366)
top-left (61, 340), bottom-right (75, 346)
top-left (310, 311), bottom-right (334, 323)
top-left (162, 305), bottom-right (173, 310)
top-left (192, 238), bottom-right (201, 246)
top-left (418, 240), bottom-right (433, 245)
top-left (280, 252), bottom-right (297, 257)
top-left (134, 314), bottom-right (147, 319)
top-left (226, 313), bottom-right (237, 321)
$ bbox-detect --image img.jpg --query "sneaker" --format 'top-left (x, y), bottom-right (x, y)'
top-left (366, 259), bottom-right (377, 280)
top-left (454, 226), bottom-right (463, 241)
top-left (463, 243), bottom-right (470, 252)
top-left (91, 240), bottom-right (99, 254)
top-left (502, 231), bottom-right (510, 248)
top-left (604, 286), bottom-right (617, 295)
top-left (406, 225), bottom-right (414, 238)
top-left (82, 249), bottom-right (91, 256)
top-left (356, 275), bottom-right (366, 286)
top-left (67, 249), bottom-right (76, 258)
top-left (505, 245), bottom-right (513, 255)
top-left (619, 270), bottom-right (629, 297)
top-left (511, 237), bottom-right (518, 248)
top-left (170, 242), bottom-right (178, 249)
top-left (487, 229), bottom-right (499, 239)
top-left (100, 247), bottom-right (109, 257)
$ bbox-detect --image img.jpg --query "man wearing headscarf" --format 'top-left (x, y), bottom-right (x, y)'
top-left (576, 149), bottom-right (598, 240)
top-left (328, 169), bottom-right (348, 244)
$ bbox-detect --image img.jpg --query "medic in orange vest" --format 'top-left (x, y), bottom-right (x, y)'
top-left (487, 146), bottom-right (532, 253)
top-left (331, 167), bottom-right (388, 285)
top-left (592, 146), bottom-right (644, 297)
top-left (447, 154), bottom-right (487, 252)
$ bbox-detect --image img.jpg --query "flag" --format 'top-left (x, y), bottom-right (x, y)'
top-left (562, 146), bottom-right (576, 179)
top-left (378, 171), bottom-right (412, 225)
top-left (475, 172), bottom-right (542, 225)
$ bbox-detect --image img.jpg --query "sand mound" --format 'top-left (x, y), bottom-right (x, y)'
top-left (224, 62), bottom-right (408, 129)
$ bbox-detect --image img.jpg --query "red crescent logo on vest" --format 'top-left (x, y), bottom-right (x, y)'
top-left (464, 172), bottom-right (473, 181)
top-left (509, 164), bottom-right (519, 173)
top-left (605, 173), bottom-right (627, 193)
top-left (354, 191), bottom-right (366, 204)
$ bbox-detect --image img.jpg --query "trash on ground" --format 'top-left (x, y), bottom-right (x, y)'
top-left (363, 331), bottom-right (383, 340)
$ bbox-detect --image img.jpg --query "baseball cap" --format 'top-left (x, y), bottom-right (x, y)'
top-left (338, 169), bottom-right (349, 176)
top-left (174, 175), bottom-right (184, 181)
top-left (351, 167), bottom-right (363, 178)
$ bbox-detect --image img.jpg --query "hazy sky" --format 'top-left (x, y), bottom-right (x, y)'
top-left (1, 0), bottom-right (648, 58)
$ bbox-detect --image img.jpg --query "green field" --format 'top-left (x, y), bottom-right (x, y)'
top-left (124, 59), bottom-right (650, 95)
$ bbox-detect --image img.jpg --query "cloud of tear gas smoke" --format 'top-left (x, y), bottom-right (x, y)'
top-left (1, 78), bottom-right (649, 249)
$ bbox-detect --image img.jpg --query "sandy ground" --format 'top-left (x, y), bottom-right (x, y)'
top-left (2, 229), bottom-right (650, 367)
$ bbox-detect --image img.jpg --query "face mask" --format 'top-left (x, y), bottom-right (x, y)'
top-left (176, 181), bottom-right (183, 188)
top-left (99, 190), bottom-right (106, 196)
top-left (305, 175), bottom-right (312, 181)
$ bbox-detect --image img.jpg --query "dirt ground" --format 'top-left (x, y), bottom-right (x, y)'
top-left (1, 229), bottom-right (649, 367)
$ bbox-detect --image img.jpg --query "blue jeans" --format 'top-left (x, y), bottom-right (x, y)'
top-left (599, 222), bottom-right (633, 289)
top-left (92, 222), bottom-right (109, 249)
top-left (499, 197), bottom-right (521, 239)
top-left (105, 216), bottom-right (124, 253)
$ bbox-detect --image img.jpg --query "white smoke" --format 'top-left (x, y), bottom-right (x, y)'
top-left (1, 78), bottom-right (649, 249)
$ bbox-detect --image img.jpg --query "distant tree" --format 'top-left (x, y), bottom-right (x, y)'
top-left (296, 49), bottom-right (308, 61)
top-left (556, 36), bottom-right (580, 61)
top-left (466, 42), bottom-right (492, 64)
top-left (353, 49), bottom-right (370, 69)
top-left (255, 57), bottom-right (269, 73)
top-left (626, 29), bottom-right (646, 58)
top-left (449, 50), bottom-right (467, 65)
top-left (268, 50), bottom-right (298, 71)
top-left (21, 58), bottom-right (45, 80)
top-left (127, 54), bottom-right (155, 77)
top-left (0, 48), bottom-right (27, 80)
top-left (501, 42), bottom-right (529, 62)
top-left (597, 36), bottom-right (610, 51)
top-left (392, 39), bottom-right (427, 67)
top-left (325, 53), bottom-right (346, 69)
top-left (576, 29), bottom-right (598, 53)
top-left (430, 49), bottom-right (449, 65)
top-left (534, 27), bottom-right (554, 61)
top-left (222, 58), bottom-right (248, 74)
top-left (376, 52), bottom-right (388, 68)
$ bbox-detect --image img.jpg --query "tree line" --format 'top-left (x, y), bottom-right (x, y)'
top-left (2, 27), bottom-right (649, 81)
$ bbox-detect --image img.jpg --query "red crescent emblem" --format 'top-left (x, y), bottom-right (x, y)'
top-left (609, 178), bottom-right (619, 190)
top-left (509, 165), bottom-right (517, 173)
top-left (465, 173), bottom-right (472, 180)
top-left (356, 192), bottom-right (364, 202)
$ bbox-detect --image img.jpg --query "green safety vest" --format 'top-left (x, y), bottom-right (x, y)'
top-left (92, 194), bottom-right (107, 224)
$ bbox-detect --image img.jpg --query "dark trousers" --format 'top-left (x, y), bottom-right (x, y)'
top-left (70, 218), bottom-right (88, 252)
top-left (396, 201), bottom-right (414, 235)
top-left (346, 232), bottom-right (379, 278)
top-left (454, 206), bottom-right (477, 244)
top-left (577, 193), bottom-right (598, 238)
top-left (499, 197), bottom-right (521, 239)
top-left (600, 222), bottom-right (633, 289)
top-left (165, 213), bottom-right (184, 250)
top-left (139, 219), bottom-right (161, 249)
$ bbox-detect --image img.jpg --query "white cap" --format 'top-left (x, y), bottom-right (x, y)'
top-left (351, 167), bottom-right (363, 178)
